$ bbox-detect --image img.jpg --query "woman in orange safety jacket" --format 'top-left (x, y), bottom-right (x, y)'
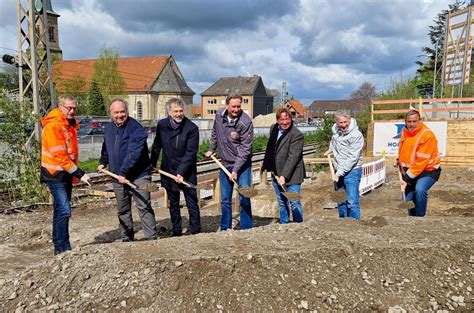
top-left (397, 110), bottom-right (441, 217)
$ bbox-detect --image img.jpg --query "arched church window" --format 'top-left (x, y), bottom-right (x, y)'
top-left (136, 101), bottom-right (143, 120)
top-left (48, 26), bottom-right (55, 42)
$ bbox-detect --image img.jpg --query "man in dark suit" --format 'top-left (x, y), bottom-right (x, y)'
top-left (98, 98), bottom-right (157, 242)
top-left (262, 108), bottom-right (305, 223)
top-left (151, 98), bottom-right (201, 236)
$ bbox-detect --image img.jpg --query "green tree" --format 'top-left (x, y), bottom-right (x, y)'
top-left (87, 80), bottom-right (106, 115)
top-left (60, 75), bottom-right (88, 114)
top-left (92, 46), bottom-right (125, 106)
top-left (0, 64), bottom-right (19, 91)
top-left (0, 90), bottom-right (48, 205)
top-left (379, 74), bottom-right (419, 100)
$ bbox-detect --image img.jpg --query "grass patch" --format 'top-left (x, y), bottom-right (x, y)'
top-left (79, 159), bottom-right (99, 173)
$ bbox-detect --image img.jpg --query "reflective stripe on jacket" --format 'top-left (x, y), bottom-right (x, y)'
top-left (41, 108), bottom-right (79, 176)
top-left (398, 122), bottom-right (440, 178)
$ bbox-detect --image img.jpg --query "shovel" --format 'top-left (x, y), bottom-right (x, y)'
top-left (209, 154), bottom-right (258, 198)
top-left (397, 169), bottom-right (407, 202)
top-left (326, 153), bottom-right (346, 202)
top-left (397, 166), bottom-right (412, 210)
top-left (100, 168), bottom-right (160, 192)
top-left (158, 169), bottom-right (197, 189)
top-left (271, 173), bottom-right (301, 201)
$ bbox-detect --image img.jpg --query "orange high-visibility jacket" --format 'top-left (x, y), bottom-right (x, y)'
top-left (41, 108), bottom-right (79, 177)
top-left (398, 122), bottom-right (441, 179)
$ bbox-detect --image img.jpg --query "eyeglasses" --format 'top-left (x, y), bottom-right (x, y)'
top-left (61, 106), bottom-right (77, 112)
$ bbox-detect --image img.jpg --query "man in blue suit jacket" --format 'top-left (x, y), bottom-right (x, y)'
top-left (98, 98), bottom-right (157, 242)
top-left (151, 98), bottom-right (201, 236)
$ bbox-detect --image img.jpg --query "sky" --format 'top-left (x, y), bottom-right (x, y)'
top-left (0, 0), bottom-right (455, 105)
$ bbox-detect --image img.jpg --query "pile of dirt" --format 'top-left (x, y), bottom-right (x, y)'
top-left (0, 165), bottom-right (472, 311)
top-left (253, 113), bottom-right (276, 127)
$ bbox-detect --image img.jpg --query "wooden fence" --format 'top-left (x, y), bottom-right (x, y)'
top-left (371, 97), bottom-right (474, 121)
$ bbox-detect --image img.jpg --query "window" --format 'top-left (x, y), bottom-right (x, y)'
top-left (136, 101), bottom-right (143, 120)
top-left (48, 27), bottom-right (55, 42)
top-left (243, 99), bottom-right (249, 104)
top-left (207, 98), bottom-right (217, 105)
top-left (207, 109), bottom-right (217, 115)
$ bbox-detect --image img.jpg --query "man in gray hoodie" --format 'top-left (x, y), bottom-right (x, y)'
top-left (205, 94), bottom-right (254, 230)
top-left (324, 111), bottom-right (364, 220)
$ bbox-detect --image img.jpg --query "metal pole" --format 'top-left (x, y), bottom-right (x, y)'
top-left (16, 0), bottom-right (24, 102)
top-left (27, 0), bottom-right (41, 141)
top-left (40, 0), bottom-right (56, 110)
top-left (432, 38), bottom-right (439, 98)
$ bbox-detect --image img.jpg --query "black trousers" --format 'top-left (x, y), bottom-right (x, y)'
top-left (166, 187), bottom-right (201, 235)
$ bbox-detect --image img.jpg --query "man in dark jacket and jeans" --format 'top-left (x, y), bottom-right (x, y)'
top-left (262, 108), bottom-right (305, 224)
top-left (151, 98), bottom-right (201, 236)
top-left (97, 98), bottom-right (157, 242)
top-left (205, 94), bottom-right (254, 230)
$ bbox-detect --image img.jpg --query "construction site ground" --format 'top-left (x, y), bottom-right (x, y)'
top-left (0, 164), bottom-right (473, 311)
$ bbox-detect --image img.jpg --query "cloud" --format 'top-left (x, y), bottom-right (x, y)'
top-left (0, 0), bottom-right (454, 102)
top-left (97, 0), bottom-right (299, 32)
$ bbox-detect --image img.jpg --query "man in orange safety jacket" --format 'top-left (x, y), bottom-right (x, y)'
top-left (41, 95), bottom-right (90, 255)
top-left (397, 109), bottom-right (441, 217)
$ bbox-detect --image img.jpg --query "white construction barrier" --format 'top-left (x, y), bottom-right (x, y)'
top-left (359, 158), bottom-right (386, 195)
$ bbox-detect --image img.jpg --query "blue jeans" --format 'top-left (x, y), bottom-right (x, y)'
top-left (335, 167), bottom-right (362, 220)
top-left (47, 181), bottom-right (73, 254)
top-left (405, 175), bottom-right (437, 217)
top-left (271, 178), bottom-right (303, 224)
top-left (219, 162), bottom-right (252, 230)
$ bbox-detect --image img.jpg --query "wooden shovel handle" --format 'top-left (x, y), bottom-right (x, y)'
top-left (100, 168), bottom-right (137, 189)
top-left (158, 170), bottom-right (193, 188)
top-left (326, 153), bottom-right (336, 181)
top-left (398, 170), bottom-right (407, 192)
top-left (271, 172), bottom-right (287, 192)
top-left (210, 154), bottom-right (235, 182)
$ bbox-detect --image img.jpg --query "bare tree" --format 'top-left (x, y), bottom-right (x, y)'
top-left (349, 82), bottom-right (377, 111)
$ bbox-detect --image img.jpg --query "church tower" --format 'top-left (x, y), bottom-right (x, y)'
top-left (36, 0), bottom-right (62, 60)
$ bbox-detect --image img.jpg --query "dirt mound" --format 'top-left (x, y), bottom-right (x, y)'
top-left (0, 166), bottom-right (472, 311)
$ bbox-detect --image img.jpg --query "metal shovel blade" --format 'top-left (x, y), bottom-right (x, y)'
top-left (397, 170), bottom-right (412, 209)
top-left (236, 186), bottom-right (258, 198)
top-left (282, 191), bottom-right (301, 201)
top-left (330, 190), bottom-right (347, 203)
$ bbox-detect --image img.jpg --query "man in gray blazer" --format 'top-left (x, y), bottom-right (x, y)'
top-left (262, 108), bottom-right (305, 223)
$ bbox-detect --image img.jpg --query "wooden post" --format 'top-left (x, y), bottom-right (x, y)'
top-left (419, 97), bottom-right (423, 117)
top-left (233, 187), bottom-right (239, 215)
top-left (163, 188), bottom-right (168, 209)
top-left (371, 100), bottom-right (374, 122)
top-left (196, 187), bottom-right (201, 208)
top-left (260, 170), bottom-right (267, 186)
top-left (213, 178), bottom-right (221, 213)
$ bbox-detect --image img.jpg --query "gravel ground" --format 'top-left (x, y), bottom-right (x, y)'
top-left (0, 165), bottom-right (472, 311)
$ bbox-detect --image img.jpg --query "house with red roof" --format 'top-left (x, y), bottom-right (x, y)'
top-left (284, 99), bottom-right (307, 121)
top-left (53, 55), bottom-right (194, 120)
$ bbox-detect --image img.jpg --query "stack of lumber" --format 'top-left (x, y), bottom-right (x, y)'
top-left (443, 120), bottom-right (474, 167)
